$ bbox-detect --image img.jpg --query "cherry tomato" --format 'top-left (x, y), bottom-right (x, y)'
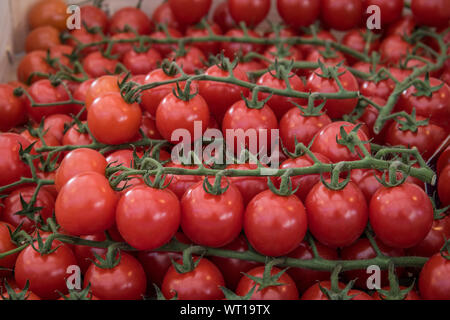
top-left (109, 7), bottom-right (152, 35)
top-left (437, 146), bottom-right (450, 175)
top-left (0, 84), bottom-right (26, 132)
top-left (277, 0), bottom-right (321, 29)
top-left (213, 1), bottom-right (236, 32)
top-left (228, 0), bottom-right (271, 28)
top-left (363, 0), bottom-right (404, 26)
top-left (162, 257), bottom-right (225, 300)
top-left (236, 266), bottom-right (299, 300)
top-left (168, 0), bottom-right (212, 25)
top-left (152, 1), bottom-right (183, 31)
top-left (370, 183), bottom-right (434, 248)
top-left (411, 0), bottom-right (450, 28)
top-left (341, 29), bottom-right (380, 65)
top-left (372, 286), bottom-right (421, 300)
top-left (164, 162), bottom-right (203, 199)
top-left (28, 0), bottom-right (69, 31)
top-left (407, 216), bottom-right (450, 257)
top-left (379, 35), bottom-right (412, 65)
top-left (221, 29), bottom-right (263, 60)
top-left (298, 30), bottom-right (337, 57)
top-left (85, 251), bottom-right (147, 300)
top-left (80, 5), bottom-right (109, 32)
top-left (62, 122), bottom-right (93, 147)
top-left (438, 165), bottom-right (450, 207)
top-left (67, 28), bottom-right (104, 56)
top-left (122, 48), bottom-right (162, 76)
top-left (321, 0), bottom-right (362, 31)
top-left (55, 172), bottom-right (118, 236)
top-left (227, 163), bottom-right (268, 205)
top-left (167, 46), bottom-right (206, 75)
top-left (387, 15), bottom-right (416, 37)
top-left (73, 233), bottom-right (108, 274)
top-left (149, 28), bottom-right (183, 57)
top-left (0, 223), bottom-right (18, 277)
top-left (17, 51), bottom-right (53, 84)
top-left (419, 252), bottom-right (450, 299)
top-left (82, 52), bottom-right (119, 78)
top-left (301, 281), bottom-right (373, 300)
top-left (185, 22), bottom-right (222, 56)
top-left (0, 133), bottom-right (31, 188)
top-left (84, 75), bottom-right (120, 109)
top-left (25, 25), bottom-right (61, 53)
top-left (109, 32), bottom-right (139, 59)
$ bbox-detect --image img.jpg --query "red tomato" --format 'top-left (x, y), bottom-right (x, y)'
top-left (227, 163), bottom-right (268, 205)
top-left (116, 185), bottom-right (181, 250)
top-left (82, 52), bottom-right (119, 78)
top-left (228, 0), bottom-right (271, 28)
top-left (305, 180), bottom-right (368, 248)
top-left (17, 51), bottom-right (53, 84)
top-left (155, 92), bottom-right (210, 144)
top-left (152, 1), bottom-right (182, 30)
top-left (236, 266), bottom-right (299, 300)
top-left (360, 74), bottom-right (396, 102)
top-left (280, 107), bottom-right (331, 153)
top-left (221, 29), bottom-right (263, 60)
top-left (85, 252), bottom-right (147, 300)
top-left (122, 48), bottom-right (162, 76)
top-left (55, 148), bottom-right (107, 192)
top-left (408, 216), bottom-right (450, 257)
top-left (199, 64), bottom-right (249, 122)
top-left (88, 92), bottom-right (142, 145)
top-left (213, 1), bottom-right (235, 32)
top-left (287, 241), bottom-right (338, 293)
top-left (137, 249), bottom-right (182, 289)
top-left (15, 242), bottom-right (77, 300)
top-left (244, 189), bottom-right (307, 256)
top-left (411, 0), bottom-right (450, 28)
top-left (419, 252), bottom-right (450, 299)
top-left (257, 71), bottom-right (307, 120)
top-left (66, 28), bottom-right (103, 56)
top-left (210, 234), bottom-right (261, 290)
top-left (363, 0), bottom-right (404, 26)
top-left (167, 46), bottom-right (206, 75)
top-left (304, 49), bottom-right (346, 71)
top-left (62, 122), bottom-right (93, 147)
top-left (84, 75), bottom-right (120, 109)
top-left (0, 133), bottom-right (32, 188)
top-left (149, 28), bottom-right (183, 57)
top-left (185, 22), bottom-right (222, 56)
top-left (164, 162), bottom-right (203, 199)
top-left (370, 183), bottom-right (434, 248)
top-left (80, 5), bottom-right (109, 32)
top-left (110, 32), bottom-right (138, 59)
top-left (379, 35), bottom-right (412, 65)
top-left (0, 84), bottom-right (26, 131)
top-left (109, 7), bottom-right (152, 35)
top-left (437, 146), bottom-right (450, 175)
top-left (306, 67), bottom-right (359, 119)
top-left (181, 179), bottom-right (244, 247)
top-left (73, 233), bottom-right (107, 274)
top-left (341, 29), bottom-right (380, 65)
top-left (321, 0), bottom-right (362, 31)
top-left (372, 286), bottom-right (421, 300)
top-left (28, 0), bottom-right (69, 31)
top-left (438, 165), bottom-right (450, 207)
top-left (387, 15), bottom-right (415, 37)
top-left (43, 114), bottom-right (73, 143)
top-left (301, 281), bottom-right (373, 300)
top-left (311, 121), bottom-right (371, 163)
top-left (25, 25), bottom-right (61, 53)
top-left (277, 0), bottom-right (321, 29)
top-left (169, 0), bottom-right (212, 25)
top-left (0, 223), bottom-right (18, 277)
top-left (162, 257), bottom-right (225, 300)
top-left (140, 112), bottom-right (163, 140)
top-left (55, 172), bottom-right (118, 236)
top-left (298, 30), bottom-right (337, 57)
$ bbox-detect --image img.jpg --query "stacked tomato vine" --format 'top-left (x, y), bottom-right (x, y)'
top-left (0, 0), bottom-right (449, 300)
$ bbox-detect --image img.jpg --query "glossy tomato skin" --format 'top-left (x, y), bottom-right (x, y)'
top-left (228, 0), bottom-right (271, 27)
top-left (85, 252), bottom-right (147, 300)
top-left (167, 46), bottom-right (206, 75)
top-left (15, 242), bottom-right (77, 300)
top-left (341, 29), bottom-right (380, 65)
top-left (164, 162), bottom-right (203, 199)
top-left (109, 7), bottom-right (152, 35)
top-left (437, 146), bottom-right (450, 175)
top-left (162, 257), bottom-right (225, 300)
top-left (244, 190), bottom-right (308, 256)
top-left (287, 241), bottom-right (338, 293)
top-left (411, 0), bottom-right (450, 28)
top-left (169, 0), bottom-right (212, 25)
top-left (379, 35), bottom-right (412, 65)
top-left (407, 216), bottom-right (450, 257)
top-left (109, 32), bottom-right (139, 59)
top-left (341, 238), bottom-right (405, 289)
top-left (62, 122), bottom-right (93, 147)
top-left (306, 67), bottom-right (359, 119)
top-left (2, 186), bottom-right (55, 233)
top-left (80, 5), bottom-right (109, 32)
top-left (149, 28), bottom-right (182, 57)
top-left (0, 133), bottom-right (31, 188)
top-left (387, 15), bottom-right (415, 37)
top-left (311, 121), bottom-right (371, 163)
top-left (122, 48), bottom-right (162, 76)
top-left (152, 1), bottom-right (182, 30)
top-left (181, 179), bottom-right (244, 248)
top-left (210, 235), bottom-right (261, 290)
top-left (84, 75), bottom-right (120, 109)
top-left (116, 185), bottom-right (181, 250)
top-left (213, 1), bottom-right (236, 32)
top-left (88, 92), bottom-right (142, 145)
top-left (55, 148), bottom-right (107, 192)
top-left (236, 266), bottom-right (299, 300)
top-left (0, 84), bottom-right (26, 131)
top-left (17, 51), bottom-right (53, 84)
top-left (257, 72), bottom-right (307, 120)
top-left (55, 172), bottom-right (118, 236)
top-left (199, 65), bottom-right (249, 122)
top-left (370, 183), bottom-right (434, 249)
top-left (227, 163), bottom-right (268, 205)
top-left (0, 223), bottom-right (18, 277)
top-left (277, 0), bottom-right (320, 29)
top-left (438, 165), bottom-right (450, 207)
top-left (280, 107), bottom-right (331, 153)
top-left (363, 0), bottom-right (404, 26)
top-left (156, 92), bottom-right (210, 144)
top-left (67, 28), bottom-right (103, 56)
top-left (73, 233), bottom-right (108, 274)
top-left (419, 253), bottom-right (450, 299)
top-left (25, 25), bottom-right (60, 53)
top-left (82, 52), bottom-right (119, 78)
top-left (43, 114), bottom-right (73, 143)
top-left (221, 29), bottom-right (263, 60)
top-left (372, 286), bottom-right (421, 300)
top-left (321, 0), bottom-right (362, 31)
top-left (301, 281), bottom-right (373, 300)
top-left (28, 0), bottom-right (69, 31)
top-left (186, 23), bottom-right (222, 56)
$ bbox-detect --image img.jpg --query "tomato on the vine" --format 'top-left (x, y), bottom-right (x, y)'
top-left (0, 133), bottom-right (31, 188)
top-left (228, 0), bottom-right (271, 28)
top-left (321, 0), bottom-right (362, 31)
top-left (419, 252), bottom-right (450, 300)
top-left (0, 223), bottom-right (18, 278)
top-left (169, 0), bottom-right (212, 25)
top-left (109, 7), bottom-right (152, 35)
top-left (277, 0), bottom-right (321, 29)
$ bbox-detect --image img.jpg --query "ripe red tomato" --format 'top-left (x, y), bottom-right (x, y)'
top-left (226, 163), bottom-right (268, 205)
top-left (116, 185), bottom-right (181, 250)
top-left (162, 257), bottom-right (225, 300)
top-left (164, 162), bottom-right (203, 199)
top-left (67, 27), bottom-right (104, 56)
top-left (257, 71), bottom-right (307, 120)
top-left (321, 0), bottom-right (362, 31)
top-left (438, 165), bottom-right (450, 207)
top-left (167, 46), bottom-right (206, 75)
top-left (221, 29), bottom-right (263, 60)
top-left (25, 25), bottom-right (61, 53)
top-left (0, 84), bottom-right (26, 131)
top-left (55, 148), bottom-right (107, 192)
top-left (85, 251), bottom-right (147, 300)
top-left (419, 252), bottom-right (450, 299)
top-left (387, 15), bottom-right (415, 37)
top-left (363, 0), bottom-right (404, 26)
top-left (311, 121), bottom-right (371, 163)
top-left (304, 49), bottom-right (346, 71)
top-left (277, 0), bottom-right (321, 29)
top-left (360, 74), bottom-right (396, 102)
top-left (15, 242), bottom-right (77, 300)
top-left (82, 52), bottom-right (119, 78)
top-left (411, 0), bottom-right (450, 28)
top-left (199, 64), bottom-right (249, 122)
top-left (370, 183), bottom-right (434, 249)
top-left (0, 223), bottom-right (18, 277)
top-left (181, 179), bottom-right (244, 247)
top-left (306, 180), bottom-right (368, 248)
top-left (236, 266), bottom-right (299, 300)
top-left (372, 286), bottom-right (421, 300)
top-left (228, 0), bottom-right (271, 28)
top-left (80, 5), bottom-right (109, 32)
top-left (169, 0), bottom-right (212, 25)
top-left (287, 241), bottom-right (338, 293)
top-left (28, 0), bottom-right (69, 31)
top-left (149, 28), bottom-right (182, 57)
top-left (306, 67), bottom-right (359, 119)
top-left (122, 48), bottom-right (162, 76)
top-left (88, 92), bottom-right (142, 145)
top-left (155, 92), bottom-right (210, 144)
top-left (109, 32), bottom-right (138, 59)
top-left (385, 117), bottom-right (446, 160)
top-left (213, 1), bottom-right (235, 32)
top-left (244, 189), bottom-right (308, 256)
top-left (109, 7), bottom-right (152, 35)
top-left (84, 75), bottom-right (120, 109)
top-left (301, 281), bottom-right (373, 300)
top-left (73, 233), bottom-right (107, 274)
top-left (341, 29), bottom-right (380, 65)
top-left (0, 133), bottom-right (31, 188)
top-left (17, 51), bottom-right (53, 84)
top-left (298, 30), bottom-right (337, 57)
top-left (379, 35), bottom-right (412, 65)
top-left (55, 172), bottom-right (118, 236)
top-left (408, 216), bottom-right (450, 257)
top-left (137, 249), bottom-right (183, 289)
top-left (152, 1), bottom-right (182, 30)
top-left (43, 114), bottom-right (73, 143)
top-left (280, 107), bottom-right (331, 153)
top-left (62, 122), bottom-right (93, 147)
top-left (185, 22), bottom-right (222, 56)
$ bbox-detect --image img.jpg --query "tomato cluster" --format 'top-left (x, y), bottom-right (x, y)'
top-left (0, 0), bottom-right (449, 301)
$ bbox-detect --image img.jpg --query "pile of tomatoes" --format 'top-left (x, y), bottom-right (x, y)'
top-left (0, 0), bottom-right (449, 301)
